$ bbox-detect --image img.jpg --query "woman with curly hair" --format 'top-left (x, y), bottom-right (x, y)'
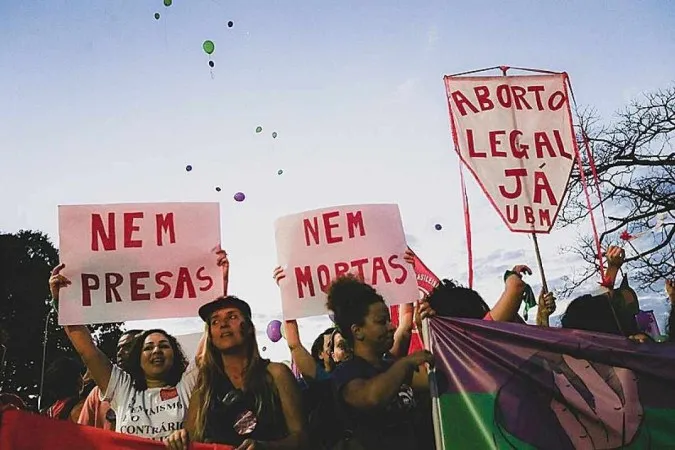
top-left (165, 296), bottom-right (308, 450)
top-left (50, 264), bottom-right (196, 442)
top-left (328, 274), bottom-right (433, 450)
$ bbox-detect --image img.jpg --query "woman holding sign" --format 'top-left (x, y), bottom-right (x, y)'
top-left (327, 274), bottom-right (434, 450)
top-left (50, 264), bottom-right (197, 442)
top-left (164, 295), bottom-right (308, 450)
top-left (49, 249), bottom-right (229, 442)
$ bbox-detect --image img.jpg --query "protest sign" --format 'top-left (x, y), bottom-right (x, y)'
top-left (390, 248), bottom-right (441, 353)
top-left (444, 73), bottom-right (576, 233)
top-left (58, 202), bottom-right (222, 325)
top-left (274, 204), bottom-right (418, 319)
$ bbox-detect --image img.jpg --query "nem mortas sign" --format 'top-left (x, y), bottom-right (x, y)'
top-left (274, 204), bottom-right (418, 319)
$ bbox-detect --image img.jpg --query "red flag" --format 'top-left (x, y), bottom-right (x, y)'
top-left (0, 409), bottom-right (234, 450)
top-left (390, 247), bottom-right (440, 353)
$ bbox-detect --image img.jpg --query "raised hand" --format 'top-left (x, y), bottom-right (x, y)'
top-left (511, 265), bottom-right (533, 277)
top-left (214, 245), bottom-right (229, 296)
top-left (215, 246), bottom-right (229, 276)
top-left (539, 290), bottom-right (556, 316)
top-left (505, 264), bottom-right (531, 291)
top-left (273, 266), bottom-right (286, 286)
top-left (606, 245), bottom-right (626, 268)
top-left (403, 248), bottom-right (415, 266)
top-left (665, 279), bottom-right (675, 303)
top-left (49, 263), bottom-right (71, 301)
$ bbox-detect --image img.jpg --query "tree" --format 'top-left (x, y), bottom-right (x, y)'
top-left (0, 230), bottom-right (123, 410)
top-left (559, 85), bottom-right (675, 293)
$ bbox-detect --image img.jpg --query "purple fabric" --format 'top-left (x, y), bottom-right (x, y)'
top-left (429, 317), bottom-right (675, 448)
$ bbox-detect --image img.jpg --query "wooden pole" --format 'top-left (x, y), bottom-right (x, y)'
top-left (532, 232), bottom-right (548, 294)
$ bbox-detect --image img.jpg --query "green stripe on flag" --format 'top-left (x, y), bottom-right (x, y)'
top-left (438, 392), bottom-right (535, 450)
top-left (438, 392), bottom-right (674, 449)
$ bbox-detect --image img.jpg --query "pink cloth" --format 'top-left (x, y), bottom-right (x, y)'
top-left (483, 312), bottom-right (494, 321)
top-left (77, 387), bottom-right (113, 431)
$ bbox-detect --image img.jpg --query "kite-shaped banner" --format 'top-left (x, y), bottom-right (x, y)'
top-left (444, 73), bottom-right (577, 233)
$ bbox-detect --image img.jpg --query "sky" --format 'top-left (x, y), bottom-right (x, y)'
top-left (2, 0), bottom-right (674, 362)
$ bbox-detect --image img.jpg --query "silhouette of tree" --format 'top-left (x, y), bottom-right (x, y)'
top-left (559, 85), bottom-right (675, 293)
top-left (0, 230), bottom-right (123, 410)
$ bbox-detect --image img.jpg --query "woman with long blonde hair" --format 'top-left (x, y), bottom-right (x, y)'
top-left (165, 296), bottom-right (308, 450)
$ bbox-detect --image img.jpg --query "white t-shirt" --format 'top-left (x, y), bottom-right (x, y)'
top-left (102, 364), bottom-right (198, 441)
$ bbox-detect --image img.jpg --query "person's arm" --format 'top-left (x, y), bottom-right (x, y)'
top-left (284, 320), bottom-right (319, 381)
top-left (252, 363), bottom-right (309, 450)
top-left (164, 385), bottom-right (201, 449)
top-left (50, 264), bottom-right (113, 393)
top-left (272, 266), bottom-right (322, 381)
top-left (489, 265), bottom-right (531, 322)
top-left (536, 290), bottom-right (556, 327)
top-left (389, 303), bottom-right (413, 358)
top-left (341, 351), bottom-right (433, 410)
top-left (666, 280), bottom-right (675, 342)
top-left (215, 246), bottom-right (229, 296)
top-left (184, 386), bottom-right (200, 439)
top-left (601, 246), bottom-right (625, 290)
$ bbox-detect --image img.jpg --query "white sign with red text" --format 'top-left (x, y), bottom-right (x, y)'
top-left (274, 204), bottom-right (418, 319)
top-left (444, 73), bottom-right (577, 233)
top-left (58, 202), bottom-right (222, 325)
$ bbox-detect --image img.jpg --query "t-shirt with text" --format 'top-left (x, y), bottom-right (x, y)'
top-left (103, 365), bottom-right (197, 441)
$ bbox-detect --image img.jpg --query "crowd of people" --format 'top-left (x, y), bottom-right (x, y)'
top-left (1, 245), bottom-right (674, 450)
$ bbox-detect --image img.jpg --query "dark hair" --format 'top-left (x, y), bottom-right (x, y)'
top-left (122, 329), bottom-right (143, 339)
top-left (125, 329), bottom-right (189, 391)
top-left (561, 294), bottom-right (638, 336)
top-left (44, 357), bottom-right (84, 399)
top-left (426, 279), bottom-right (490, 319)
top-left (311, 328), bottom-right (335, 362)
top-left (326, 274), bottom-right (385, 346)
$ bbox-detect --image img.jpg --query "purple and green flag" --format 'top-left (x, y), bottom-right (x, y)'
top-left (429, 317), bottom-right (675, 449)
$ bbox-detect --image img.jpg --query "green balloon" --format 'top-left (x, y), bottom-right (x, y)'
top-left (164, 0), bottom-right (172, 6)
top-left (255, 126), bottom-right (263, 133)
top-left (154, 12), bottom-right (160, 20)
top-left (203, 40), bottom-right (215, 55)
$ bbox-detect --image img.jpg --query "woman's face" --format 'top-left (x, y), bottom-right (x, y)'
top-left (357, 301), bottom-right (395, 354)
top-left (209, 307), bottom-right (247, 351)
top-left (331, 332), bottom-right (350, 363)
top-left (139, 332), bottom-right (175, 379)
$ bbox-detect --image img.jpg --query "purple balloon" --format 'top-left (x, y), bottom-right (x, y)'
top-left (234, 192), bottom-right (245, 202)
top-left (267, 319), bottom-right (282, 342)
